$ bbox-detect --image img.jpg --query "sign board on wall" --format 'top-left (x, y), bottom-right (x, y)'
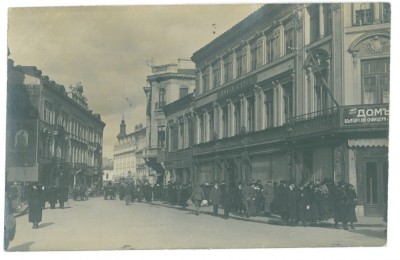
top-left (342, 104), bottom-right (389, 127)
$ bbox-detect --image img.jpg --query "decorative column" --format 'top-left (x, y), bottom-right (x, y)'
top-left (373, 3), bottom-right (380, 24)
top-left (232, 52), bottom-right (237, 79)
top-left (227, 99), bottom-right (233, 137)
top-left (319, 3), bottom-right (325, 39)
top-left (213, 102), bottom-right (220, 140)
top-left (240, 94), bottom-right (248, 131)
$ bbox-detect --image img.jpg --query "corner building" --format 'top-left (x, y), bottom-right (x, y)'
top-left (191, 3), bottom-right (390, 216)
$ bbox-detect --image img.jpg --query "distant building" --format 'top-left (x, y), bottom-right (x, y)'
top-left (102, 157), bottom-right (115, 183)
top-left (6, 58), bottom-right (105, 189)
top-left (142, 59), bottom-right (196, 184)
top-left (113, 121), bottom-right (152, 184)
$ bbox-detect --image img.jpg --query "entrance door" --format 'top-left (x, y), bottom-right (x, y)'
top-left (364, 159), bottom-right (388, 216)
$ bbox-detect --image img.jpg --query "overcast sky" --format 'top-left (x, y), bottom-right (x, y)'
top-left (7, 4), bottom-right (262, 158)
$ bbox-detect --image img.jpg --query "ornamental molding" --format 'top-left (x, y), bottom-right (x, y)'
top-left (348, 33), bottom-right (390, 58)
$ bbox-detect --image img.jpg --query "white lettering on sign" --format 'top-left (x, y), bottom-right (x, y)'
top-left (344, 106), bottom-right (389, 126)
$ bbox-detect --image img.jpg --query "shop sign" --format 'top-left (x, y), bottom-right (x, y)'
top-left (342, 105), bottom-right (389, 126)
top-left (7, 119), bottom-right (38, 167)
top-left (217, 75), bottom-right (257, 98)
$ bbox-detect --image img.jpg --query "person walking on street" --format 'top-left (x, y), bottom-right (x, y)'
top-left (59, 185), bottom-right (69, 209)
top-left (209, 182), bottom-right (222, 216)
top-left (242, 183), bottom-right (252, 218)
top-left (28, 184), bottom-right (43, 229)
top-left (345, 183), bottom-right (358, 229)
top-left (222, 185), bottom-right (234, 219)
top-left (191, 184), bottom-right (205, 216)
top-left (48, 185), bottom-right (58, 209)
top-left (124, 182), bottom-right (131, 206)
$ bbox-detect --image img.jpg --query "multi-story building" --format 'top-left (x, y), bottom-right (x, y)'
top-left (163, 93), bottom-right (195, 185)
top-left (6, 58), bottom-right (106, 189)
top-left (113, 121), bottom-right (152, 184)
top-left (143, 59), bottom-right (196, 184)
top-left (102, 157), bottom-right (115, 183)
top-left (190, 3), bottom-right (390, 216)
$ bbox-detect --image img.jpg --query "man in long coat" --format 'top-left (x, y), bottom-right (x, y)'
top-left (28, 184), bottom-right (43, 229)
top-left (59, 185), bottom-right (69, 209)
top-left (222, 185), bottom-right (234, 219)
top-left (209, 182), bottom-right (222, 216)
top-left (48, 185), bottom-right (58, 209)
top-left (190, 184), bottom-right (205, 216)
top-left (262, 182), bottom-right (275, 217)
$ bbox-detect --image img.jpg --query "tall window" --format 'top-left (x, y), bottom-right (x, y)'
top-left (158, 125), bottom-right (165, 148)
top-left (283, 83), bottom-right (293, 123)
top-left (199, 115), bottom-right (205, 143)
top-left (224, 55), bottom-right (233, 82)
top-left (361, 59), bottom-right (390, 104)
top-left (202, 69), bottom-right (210, 92)
top-left (383, 3), bottom-right (391, 23)
top-left (188, 118), bottom-right (193, 147)
top-left (251, 40), bottom-right (263, 70)
top-left (309, 5), bottom-right (320, 42)
top-left (158, 88), bottom-right (166, 109)
top-left (267, 38), bottom-right (276, 63)
top-left (171, 125), bottom-right (178, 151)
top-left (285, 29), bottom-right (295, 55)
top-left (222, 106), bottom-right (228, 138)
top-left (236, 49), bottom-right (247, 77)
top-left (265, 90), bottom-right (274, 128)
top-left (323, 4), bottom-right (332, 36)
top-left (179, 87), bottom-right (188, 98)
top-left (209, 111), bottom-right (214, 140)
top-left (315, 70), bottom-right (329, 112)
top-left (179, 123), bottom-right (184, 149)
top-left (247, 97), bottom-right (255, 132)
top-left (353, 3), bottom-right (372, 26)
top-left (212, 63), bottom-right (221, 88)
top-left (234, 102), bottom-right (241, 135)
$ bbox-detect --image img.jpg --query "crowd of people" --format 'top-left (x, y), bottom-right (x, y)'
top-left (112, 178), bottom-right (358, 229)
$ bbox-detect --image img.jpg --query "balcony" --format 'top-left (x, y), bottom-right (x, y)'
top-left (286, 107), bottom-right (340, 138)
top-left (155, 101), bottom-right (166, 110)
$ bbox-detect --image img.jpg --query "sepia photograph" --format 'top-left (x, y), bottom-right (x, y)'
top-left (2, 0), bottom-right (399, 258)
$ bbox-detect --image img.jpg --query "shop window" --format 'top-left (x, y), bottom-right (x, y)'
top-left (361, 58), bottom-right (390, 104)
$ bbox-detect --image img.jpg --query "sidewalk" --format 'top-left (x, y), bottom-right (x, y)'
top-left (147, 200), bottom-right (386, 229)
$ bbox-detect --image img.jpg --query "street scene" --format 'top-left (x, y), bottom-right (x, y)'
top-left (4, 1), bottom-right (396, 255)
top-left (7, 195), bottom-right (386, 251)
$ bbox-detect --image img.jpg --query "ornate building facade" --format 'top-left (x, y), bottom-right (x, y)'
top-left (143, 59), bottom-right (196, 184)
top-left (7, 59), bottom-right (105, 189)
top-left (190, 3), bottom-right (390, 216)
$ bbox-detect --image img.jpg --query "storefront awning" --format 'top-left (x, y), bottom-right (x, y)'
top-left (348, 138), bottom-right (388, 147)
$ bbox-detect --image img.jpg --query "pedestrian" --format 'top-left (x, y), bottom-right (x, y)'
top-left (59, 185), bottom-right (68, 209)
top-left (190, 184), bottom-right (205, 216)
top-left (124, 182), bottom-right (131, 206)
top-left (345, 184), bottom-right (358, 229)
top-left (209, 182), bottom-right (222, 215)
top-left (334, 181), bottom-right (348, 230)
top-left (4, 190), bottom-right (16, 250)
top-left (28, 184), bottom-right (43, 229)
top-left (262, 182), bottom-right (274, 217)
top-left (222, 185), bottom-right (233, 219)
top-left (296, 182), bottom-right (310, 227)
top-left (278, 181), bottom-right (289, 224)
top-left (287, 183), bottom-right (298, 226)
top-left (48, 184), bottom-right (58, 209)
top-left (241, 183), bottom-right (252, 218)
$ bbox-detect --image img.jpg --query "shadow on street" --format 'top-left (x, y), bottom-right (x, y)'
top-left (8, 241), bottom-right (35, 252)
top-left (38, 222), bottom-right (55, 229)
